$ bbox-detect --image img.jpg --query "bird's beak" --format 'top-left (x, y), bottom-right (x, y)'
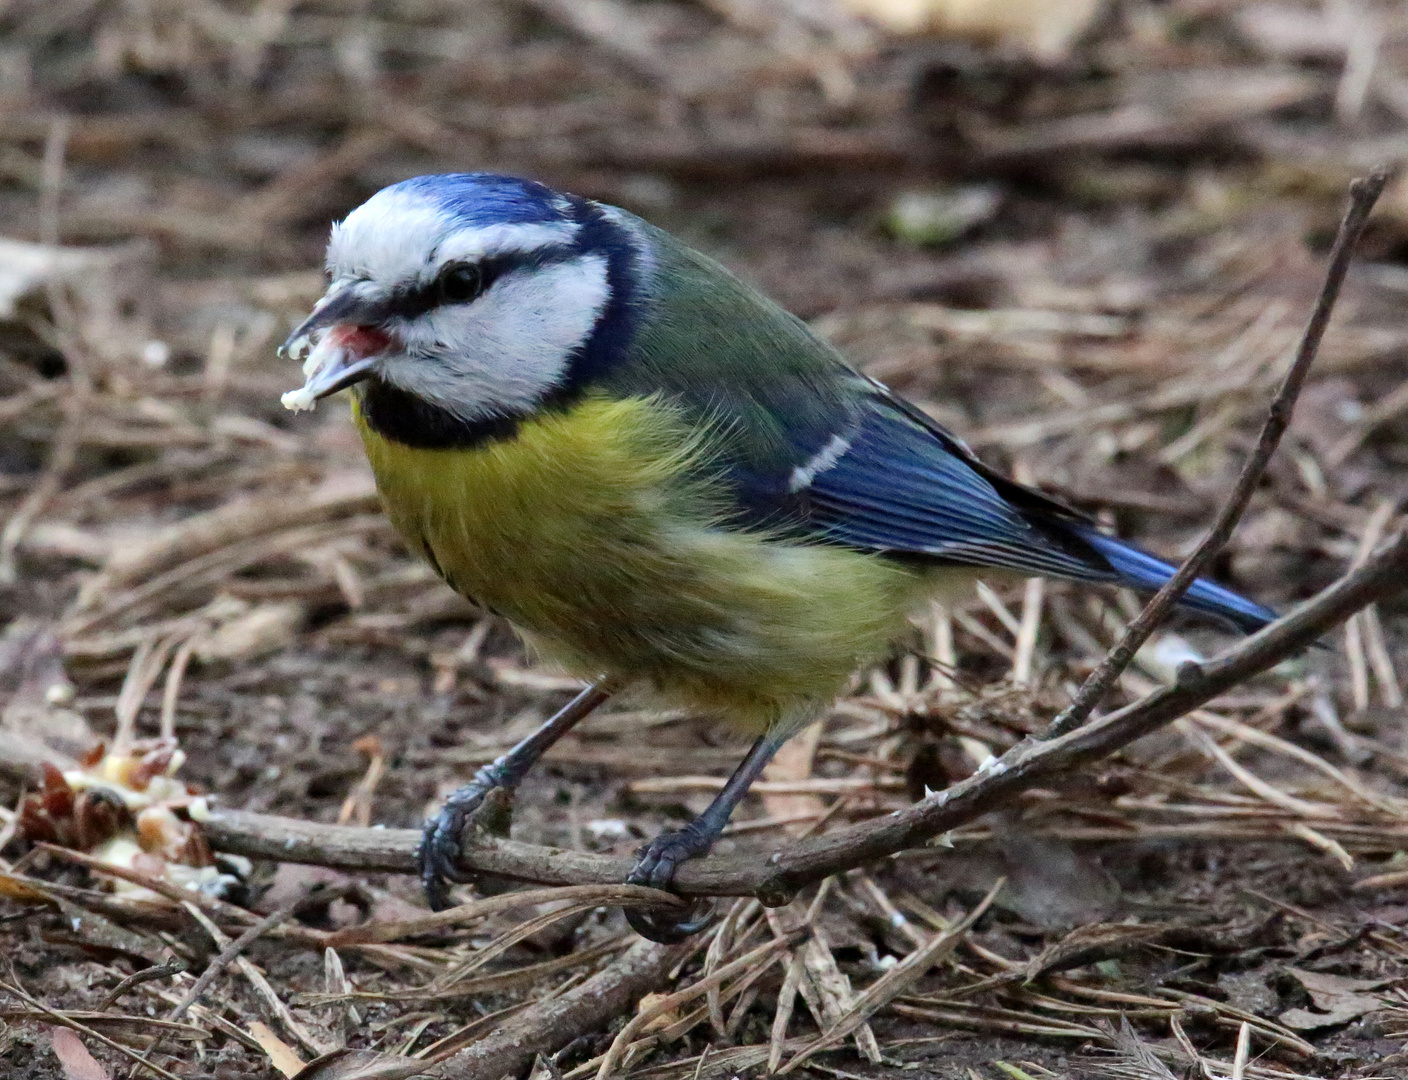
top-left (279, 287), bottom-right (393, 412)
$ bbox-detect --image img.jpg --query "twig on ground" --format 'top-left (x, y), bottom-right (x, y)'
top-left (777, 878), bottom-right (1003, 1073)
top-left (1045, 167), bottom-right (1390, 740)
top-left (435, 937), bottom-right (694, 1079)
top-left (182, 901), bottom-right (329, 1058)
top-left (596, 933), bottom-right (799, 1080)
top-left (328, 883), bottom-right (681, 946)
top-left (98, 958), bottom-right (187, 1012)
top-left (200, 528), bottom-right (1408, 902)
top-left (168, 897), bottom-right (301, 1020)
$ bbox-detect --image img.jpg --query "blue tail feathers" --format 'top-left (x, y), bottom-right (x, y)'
top-left (1068, 525), bottom-right (1276, 634)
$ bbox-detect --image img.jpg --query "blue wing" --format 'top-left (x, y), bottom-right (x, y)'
top-left (732, 387), bottom-right (1277, 634)
top-left (795, 397), bottom-right (1108, 581)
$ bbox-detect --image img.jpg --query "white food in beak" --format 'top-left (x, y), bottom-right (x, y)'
top-left (280, 329), bottom-right (380, 412)
top-left (281, 384), bottom-right (320, 412)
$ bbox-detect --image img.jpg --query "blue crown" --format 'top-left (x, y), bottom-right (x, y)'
top-left (385, 173), bottom-right (570, 227)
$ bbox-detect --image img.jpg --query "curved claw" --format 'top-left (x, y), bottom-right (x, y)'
top-left (625, 899), bottom-right (716, 943)
top-left (418, 781), bottom-right (497, 912)
top-left (621, 825), bottom-right (718, 942)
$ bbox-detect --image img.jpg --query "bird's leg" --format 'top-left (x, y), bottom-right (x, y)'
top-left (420, 681), bottom-right (612, 910)
top-left (624, 731), bottom-right (784, 943)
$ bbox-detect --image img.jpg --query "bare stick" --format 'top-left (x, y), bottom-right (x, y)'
top-left (168, 897), bottom-right (300, 1020)
top-left (182, 901), bottom-right (328, 1058)
top-left (435, 937), bottom-right (694, 1078)
top-left (200, 528), bottom-right (1408, 902)
top-left (1045, 167), bottom-right (1390, 740)
top-left (97, 958), bottom-right (187, 1012)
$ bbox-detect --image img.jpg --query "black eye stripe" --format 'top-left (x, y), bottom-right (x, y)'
top-left (384, 246), bottom-right (578, 321)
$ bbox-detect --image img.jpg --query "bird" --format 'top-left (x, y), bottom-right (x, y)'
top-left (279, 172), bottom-right (1276, 941)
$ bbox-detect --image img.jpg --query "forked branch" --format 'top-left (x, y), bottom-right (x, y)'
top-left (1045, 166), bottom-right (1390, 739)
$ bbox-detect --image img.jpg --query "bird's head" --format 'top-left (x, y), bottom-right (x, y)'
top-left (280, 173), bottom-right (630, 422)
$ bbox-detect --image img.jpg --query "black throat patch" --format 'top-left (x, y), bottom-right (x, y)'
top-left (355, 378), bottom-right (523, 450)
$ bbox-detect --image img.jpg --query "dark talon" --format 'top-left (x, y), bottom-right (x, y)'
top-left (417, 684), bottom-right (615, 911)
top-left (418, 767), bottom-right (505, 911)
top-left (618, 733), bottom-right (787, 942)
top-left (624, 899), bottom-right (716, 943)
top-left (621, 824), bottom-right (718, 942)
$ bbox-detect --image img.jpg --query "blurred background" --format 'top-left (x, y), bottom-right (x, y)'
top-left (4, 1), bottom-right (1408, 1076)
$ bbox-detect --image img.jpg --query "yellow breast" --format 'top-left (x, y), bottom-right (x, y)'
top-left (352, 393), bottom-right (928, 729)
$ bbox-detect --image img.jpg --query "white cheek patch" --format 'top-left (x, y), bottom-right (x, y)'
top-left (380, 254), bottom-right (611, 420)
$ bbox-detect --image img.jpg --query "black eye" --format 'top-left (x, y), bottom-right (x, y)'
top-left (436, 262), bottom-right (489, 305)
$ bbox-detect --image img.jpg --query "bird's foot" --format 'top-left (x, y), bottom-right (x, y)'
top-left (623, 823), bottom-right (718, 943)
top-left (419, 765), bottom-right (515, 912)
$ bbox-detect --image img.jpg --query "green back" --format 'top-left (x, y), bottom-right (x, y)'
top-left (596, 216), bottom-right (866, 495)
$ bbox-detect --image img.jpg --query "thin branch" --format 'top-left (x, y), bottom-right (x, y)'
top-left (1045, 166), bottom-right (1390, 739)
top-left (200, 528), bottom-right (1408, 903)
top-left (182, 901), bottom-right (329, 1058)
top-left (98, 958), bottom-right (187, 1012)
top-left (436, 937), bottom-right (694, 1079)
top-left (168, 897), bottom-right (300, 1020)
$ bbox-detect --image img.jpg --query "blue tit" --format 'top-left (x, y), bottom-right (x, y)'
top-left (279, 172), bottom-right (1274, 940)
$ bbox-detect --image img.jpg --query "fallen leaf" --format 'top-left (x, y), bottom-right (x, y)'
top-left (1279, 1002), bottom-right (1376, 1031)
top-left (50, 1028), bottom-right (111, 1080)
top-left (1290, 967), bottom-right (1391, 1000)
top-left (1279, 968), bottom-right (1387, 1031)
top-left (250, 1021), bottom-right (306, 1078)
top-left (636, 990), bottom-right (683, 1034)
